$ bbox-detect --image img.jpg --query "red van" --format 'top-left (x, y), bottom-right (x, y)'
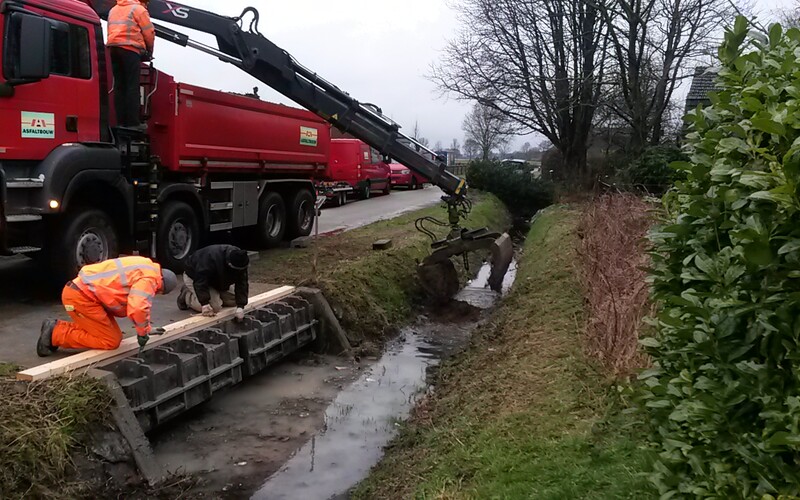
top-left (328, 139), bottom-right (391, 199)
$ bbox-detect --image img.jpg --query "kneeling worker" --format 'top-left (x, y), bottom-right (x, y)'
top-left (177, 244), bottom-right (250, 320)
top-left (37, 256), bottom-right (178, 356)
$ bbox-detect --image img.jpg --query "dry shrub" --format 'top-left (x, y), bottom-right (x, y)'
top-left (578, 194), bottom-right (653, 378)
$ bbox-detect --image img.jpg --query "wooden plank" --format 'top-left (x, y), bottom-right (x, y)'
top-left (17, 286), bottom-right (296, 382)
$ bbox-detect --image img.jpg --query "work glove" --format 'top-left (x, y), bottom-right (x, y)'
top-left (138, 335), bottom-right (149, 348)
top-left (201, 304), bottom-right (216, 317)
top-left (151, 327), bottom-right (166, 336)
top-left (234, 307), bottom-right (245, 321)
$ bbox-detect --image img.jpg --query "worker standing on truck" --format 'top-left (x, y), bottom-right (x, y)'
top-left (177, 245), bottom-right (250, 320)
top-left (107, 0), bottom-right (155, 129)
top-left (36, 257), bottom-right (178, 356)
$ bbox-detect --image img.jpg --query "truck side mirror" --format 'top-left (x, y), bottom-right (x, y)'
top-left (18, 14), bottom-right (51, 80)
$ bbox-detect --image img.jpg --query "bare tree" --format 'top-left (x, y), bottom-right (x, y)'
top-left (462, 103), bottom-right (514, 160)
top-left (434, 140), bottom-right (443, 151)
top-left (432, 0), bottom-right (607, 183)
top-left (411, 120), bottom-right (430, 148)
top-left (412, 120), bottom-right (422, 140)
top-left (464, 138), bottom-right (480, 158)
top-left (595, 0), bottom-right (733, 151)
top-left (450, 138), bottom-right (461, 154)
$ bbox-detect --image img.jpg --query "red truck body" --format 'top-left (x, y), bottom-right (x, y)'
top-left (147, 74), bottom-right (330, 174)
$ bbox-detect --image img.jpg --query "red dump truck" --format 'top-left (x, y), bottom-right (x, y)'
top-left (3, 0), bottom-right (508, 296)
top-left (0, 0), bottom-right (330, 279)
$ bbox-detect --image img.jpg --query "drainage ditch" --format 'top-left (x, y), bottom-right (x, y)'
top-left (252, 260), bottom-right (517, 500)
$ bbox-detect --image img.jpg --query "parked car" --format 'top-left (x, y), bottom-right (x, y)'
top-left (389, 163), bottom-right (428, 190)
top-left (329, 139), bottom-right (391, 199)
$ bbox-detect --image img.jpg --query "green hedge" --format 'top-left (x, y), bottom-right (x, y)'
top-left (615, 145), bottom-right (688, 194)
top-left (642, 18), bottom-right (800, 497)
top-left (466, 160), bottom-right (554, 217)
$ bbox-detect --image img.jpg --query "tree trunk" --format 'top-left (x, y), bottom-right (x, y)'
top-left (557, 138), bottom-right (590, 189)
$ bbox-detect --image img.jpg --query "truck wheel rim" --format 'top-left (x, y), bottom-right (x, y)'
top-left (76, 228), bottom-right (108, 267)
top-left (266, 205), bottom-right (282, 238)
top-left (168, 220), bottom-right (192, 259)
top-left (298, 200), bottom-right (312, 229)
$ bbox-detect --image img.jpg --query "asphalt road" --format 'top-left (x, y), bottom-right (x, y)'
top-left (316, 185), bottom-right (443, 234)
top-left (0, 186), bottom-right (444, 369)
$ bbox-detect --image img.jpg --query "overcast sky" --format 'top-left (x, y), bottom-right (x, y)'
top-left (127, 0), bottom-right (793, 152)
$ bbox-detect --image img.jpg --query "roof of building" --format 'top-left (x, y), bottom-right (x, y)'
top-left (685, 66), bottom-right (720, 110)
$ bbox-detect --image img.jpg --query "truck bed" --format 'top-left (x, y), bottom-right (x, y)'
top-left (148, 70), bottom-right (331, 175)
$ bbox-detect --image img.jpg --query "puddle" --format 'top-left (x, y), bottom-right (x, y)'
top-left (253, 260), bottom-right (517, 500)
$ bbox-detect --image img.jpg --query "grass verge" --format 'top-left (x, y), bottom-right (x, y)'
top-left (352, 205), bottom-right (653, 499)
top-left (249, 192), bottom-right (510, 342)
top-left (0, 363), bottom-right (113, 499)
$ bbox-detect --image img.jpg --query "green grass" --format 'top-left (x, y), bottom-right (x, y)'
top-left (352, 206), bottom-right (653, 499)
top-left (0, 362), bottom-right (17, 377)
top-left (0, 368), bottom-right (113, 499)
top-left (249, 192), bottom-right (510, 341)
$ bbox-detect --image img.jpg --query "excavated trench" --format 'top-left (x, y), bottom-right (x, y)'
top-left (250, 260), bottom-right (517, 500)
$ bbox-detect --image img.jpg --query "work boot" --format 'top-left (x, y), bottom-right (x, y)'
top-left (176, 285), bottom-right (190, 311)
top-left (36, 319), bottom-right (58, 357)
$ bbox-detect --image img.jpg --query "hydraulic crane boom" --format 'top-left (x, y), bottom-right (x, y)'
top-left (87, 0), bottom-right (467, 202)
top-left (86, 0), bottom-right (513, 299)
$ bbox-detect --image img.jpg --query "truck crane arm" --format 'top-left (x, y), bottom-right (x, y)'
top-left (85, 0), bottom-right (512, 298)
top-left (87, 0), bottom-right (466, 203)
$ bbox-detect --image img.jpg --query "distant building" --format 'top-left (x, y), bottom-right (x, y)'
top-left (684, 66), bottom-right (719, 113)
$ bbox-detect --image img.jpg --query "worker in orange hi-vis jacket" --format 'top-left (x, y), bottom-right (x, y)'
top-left (36, 256), bottom-right (178, 356)
top-left (107, 0), bottom-right (155, 129)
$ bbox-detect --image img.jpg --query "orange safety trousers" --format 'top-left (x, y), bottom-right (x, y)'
top-left (51, 286), bottom-right (123, 350)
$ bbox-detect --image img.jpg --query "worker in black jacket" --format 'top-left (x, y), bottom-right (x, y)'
top-left (177, 244), bottom-right (250, 320)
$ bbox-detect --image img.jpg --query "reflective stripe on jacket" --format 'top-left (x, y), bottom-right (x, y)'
top-left (107, 0), bottom-right (155, 53)
top-left (74, 256), bottom-right (163, 336)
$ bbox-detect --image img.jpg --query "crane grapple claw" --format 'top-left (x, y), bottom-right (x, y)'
top-left (488, 233), bottom-right (513, 292)
top-left (417, 230), bottom-right (514, 301)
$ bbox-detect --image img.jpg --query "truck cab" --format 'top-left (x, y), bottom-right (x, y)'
top-left (0, 0), bottom-right (126, 281)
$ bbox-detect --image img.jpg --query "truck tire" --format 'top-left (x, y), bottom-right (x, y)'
top-left (361, 181), bottom-right (371, 200)
top-left (53, 208), bottom-right (119, 283)
top-left (257, 191), bottom-right (286, 247)
top-left (287, 188), bottom-right (315, 238)
top-left (411, 178), bottom-right (418, 190)
top-left (157, 201), bottom-right (200, 273)
top-left (382, 181), bottom-right (391, 195)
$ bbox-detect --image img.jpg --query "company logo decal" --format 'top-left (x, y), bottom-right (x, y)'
top-left (21, 112), bottom-right (55, 139)
top-left (300, 126), bottom-right (318, 146)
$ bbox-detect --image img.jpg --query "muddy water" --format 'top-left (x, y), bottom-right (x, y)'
top-left (252, 261), bottom-right (516, 500)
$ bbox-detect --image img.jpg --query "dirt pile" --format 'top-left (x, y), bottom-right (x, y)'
top-left (577, 194), bottom-right (654, 377)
